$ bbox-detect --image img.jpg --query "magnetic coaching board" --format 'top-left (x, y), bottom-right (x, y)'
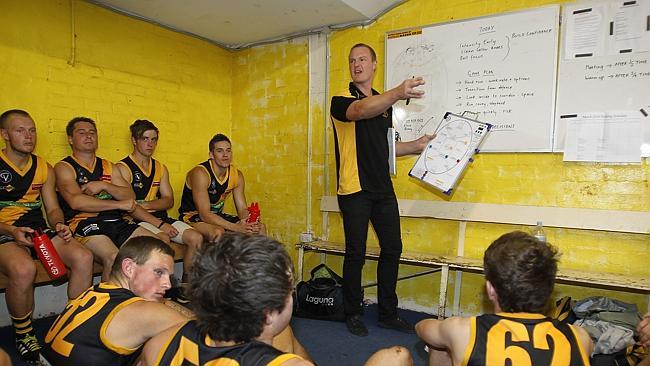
top-left (409, 112), bottom-right (491, 194)
top-left (386, 5), bottom-right (559, 152)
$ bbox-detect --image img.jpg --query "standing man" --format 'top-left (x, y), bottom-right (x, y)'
top-left (415, 231), bottom-right (593, 365)
top-left (330, 43), bottom-right (433, 336)
top-left (55, 117), bottom-right (158, 281)
top-left (116, 119), bottom-right (203, 289)
top-left (178, 134), bottom-right (265, 243)
top-left (0, 110), bottom-right (94, 362)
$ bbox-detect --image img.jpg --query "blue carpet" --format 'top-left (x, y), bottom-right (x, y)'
top-left (291, 305), bottom-right (432, 366)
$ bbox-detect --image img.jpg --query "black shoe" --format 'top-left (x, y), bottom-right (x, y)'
top-left (15, 332), bottom-right (41, 362)
top-left (346, 315), bottom-right (368, 337)
top-left (378, 317), bottom-right (415, 334)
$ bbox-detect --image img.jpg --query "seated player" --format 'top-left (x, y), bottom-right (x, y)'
top-left (55, 117), bottom-right (158, 280)
top-left (416, 231), bottom-right (593, 366)
top-left (42, 236), bottom-right (187, 366)
top-left (116, 119), bottom-right (203, 286)
top-left (139, 233), bottom-right (413, 366)
top-left (178, 134), bottom-right (265, 243)
top-left (0, 110), bottom-right (93, 362)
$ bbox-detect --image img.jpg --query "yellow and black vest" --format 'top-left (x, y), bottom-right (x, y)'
top-left (43, 283), bottom-right (145, 366)
top-left (462, 312), bottom-right (590, 366)
top-left (154, 320), bottom-right (302, 366)
top-left (58, 156), bottom-right (121, 231)
top-left (118, 155), bottom-right (167, 219)
top-left (178, 161), bottom-right (238, 220)
top-left (0, 151), bottom-right (48, 228)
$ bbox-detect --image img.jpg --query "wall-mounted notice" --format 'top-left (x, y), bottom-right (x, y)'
top-left (554, 0), bottom-right (650, 152)
top-left (386, 6), bottom-right (560, 152)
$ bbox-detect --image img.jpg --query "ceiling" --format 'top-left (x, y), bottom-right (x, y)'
top-left (88, 0), bottom-right (405, 50)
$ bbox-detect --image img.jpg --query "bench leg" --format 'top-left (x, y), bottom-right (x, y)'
top-left (297, 245), bottom-right (305, 283)
top-left (438, 265), bottom-right (449, 319)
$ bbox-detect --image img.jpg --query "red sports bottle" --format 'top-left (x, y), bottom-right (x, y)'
top-left (246, 202), bottom-right (260, 223)
top-left (32, 228), bottom-right (68, 280)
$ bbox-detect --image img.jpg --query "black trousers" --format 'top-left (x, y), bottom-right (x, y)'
top-left (337, 190), bottom-right (402, 321)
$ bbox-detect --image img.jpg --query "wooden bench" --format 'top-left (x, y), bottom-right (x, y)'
top-left (297, 196), bottom-right (650, 318)
top-left (0, 242), bottom-right (187, 290)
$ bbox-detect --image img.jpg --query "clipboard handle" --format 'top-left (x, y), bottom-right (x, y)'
top-left (461, 111), bottom-right (479, 120)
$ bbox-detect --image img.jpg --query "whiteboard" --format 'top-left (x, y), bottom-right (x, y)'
top-left (385, 6), bottom-right (560, 152)
top-left (409, 112), bottom-right (491, 194)
top-left (554, 0), bottom-right (650, 152)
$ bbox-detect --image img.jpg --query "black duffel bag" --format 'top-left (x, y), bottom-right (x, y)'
top-left (293, 264), bottom-right (348, 321)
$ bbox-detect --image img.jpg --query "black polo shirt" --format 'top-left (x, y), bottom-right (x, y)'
top-left (330, 82), bottom-right (393, 195)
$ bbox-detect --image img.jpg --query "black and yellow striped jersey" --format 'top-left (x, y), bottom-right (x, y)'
top-left (57, 156), bottom-right (122, 231)
top-left (462, 312), bottom-right (590, 366)
top-left (330, 82), bottom-right (393, 195)
top-left (0, 151), bottom-right (48, 228)
top-left (153, 320), bottom-right (302, 366)
top-left (43, 283), bottom-right (145, 366)
top-left (118, 155), bottom-right (167, 219)
top-left (178, 161), bottom-right (238, 219)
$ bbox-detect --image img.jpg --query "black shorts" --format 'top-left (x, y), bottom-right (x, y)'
top-left (180, 211), bottom-right (240, 224)
top-left (0, 228), bottom-right (57, 258)
top-left (74, 218), bottom-right (139, 247)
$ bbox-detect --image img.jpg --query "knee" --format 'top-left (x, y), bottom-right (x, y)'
top-left (209, 226), bottom-right (225, 242)
top-left (68, 247), bottom-right (94, 272)
top-left (385, 346), bottom-right (413, 365)
top-left (156, 232), bottom-right (171, 244)
top-left (6, 260), bottom-right (36, 288)
top-left (185, 230), bottom-right (203, 249)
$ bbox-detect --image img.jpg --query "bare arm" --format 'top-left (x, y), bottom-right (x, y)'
top-left (41, 164), bottom-right (73, 241)
top-left (416, 317), bottom-right (470, 364)
top-left (232, 170), bottom-right (248, 220)
top-left (396, 134), bottom-right (435, 157)
top-left (54, 161), bottom-right (134, 213)
top-left (106, 300), bottom-right (189, 351)
top-left (189, 167), bottom-right (240, 232)
top-left (639, 312), bottom-right (650, 347)
top-left (0, 222), bottom-right (32, 246)
top-left (345, 77), bottom-right (425, 121)
top-left (142, 165), bottom-right (174, 212)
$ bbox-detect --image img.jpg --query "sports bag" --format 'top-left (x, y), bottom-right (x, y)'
top-left (293, 264), bottom-right (346, 321)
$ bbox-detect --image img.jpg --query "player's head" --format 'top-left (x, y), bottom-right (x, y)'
top-left (110, 236), bottom-right (175, 302)
top-left (208, 134), bottom-right (232, 169)
top-left (349, 43), bottom-right (377, 85)
top-left (66, 117), bottom-right (98, 153)
top-left (188, 233), bottom-right (294, 343)
top-left (0, 109), bottom-right (36, 154)
top-left (483, 231), bottom-right (558, 313)
top-left (129, 119), bottom-right (159, 158)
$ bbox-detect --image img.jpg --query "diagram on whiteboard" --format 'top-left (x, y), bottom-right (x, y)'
top-left (386, 6), bottom-right (560, 151)
top-left (409, 113), bottom-right (491, 193)
top-left (388, 35), bottom-right (448, 142)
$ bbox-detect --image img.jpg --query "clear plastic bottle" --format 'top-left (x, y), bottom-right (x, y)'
top-left (532, 221), bottom-right (546, 242)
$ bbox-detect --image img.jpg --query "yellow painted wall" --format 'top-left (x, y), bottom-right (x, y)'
top-left (230, 40), bottom-right (310, 244)
top-left (0, 0), bottom-right (233, 214)
top-left (321, 0), bottom-right (650, 314)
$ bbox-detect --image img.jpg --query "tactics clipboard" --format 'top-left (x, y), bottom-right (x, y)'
top-left (409, 112), bottom-right (491, 194)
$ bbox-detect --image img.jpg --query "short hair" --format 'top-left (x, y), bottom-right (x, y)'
top-left (0, 109), bottom-right (31, 129)
top-left (188, 233), bottom-right (293, 343)
top-left (350, 43), bottom-right (377, 62)
top-left (483, 231), bottom-right (559, 313)
top-left (66, 117), bottom-right (96, 136)
top-left (129, 119), bottom-right (159, 140)
top-left (110, 236), bottom-right (175, 277)
top-left (208, 133), bottom-right (231, 151)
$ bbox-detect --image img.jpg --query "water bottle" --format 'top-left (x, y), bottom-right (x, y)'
top-left (532, 221), bottom-right (546, 242)
top-left (246, 202), bottom-right (260, 223)
top-left (32, 228), bottom-right (68, 280)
